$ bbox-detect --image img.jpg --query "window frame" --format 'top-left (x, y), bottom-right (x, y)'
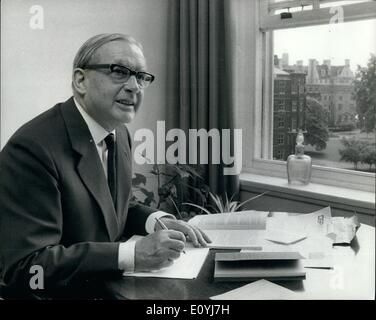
top-left (260, 1), bottom-right (376, 30)
top-left (242, 0), bottom-right (376, 193)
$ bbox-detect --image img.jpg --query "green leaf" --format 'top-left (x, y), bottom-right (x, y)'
top-left (132, 173), bottom-right (147, 186)
top-left (209, 192), bottom-right (224, 213)
top-left (168, 196), bottom-right (183, 219)
top-left (229, 201), bottom-right (238, 212)
top-left (235, 191), bottom-right (269, 211)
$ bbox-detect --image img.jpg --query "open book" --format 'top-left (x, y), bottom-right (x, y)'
top-left (188, 210), bottom-right (269, 249)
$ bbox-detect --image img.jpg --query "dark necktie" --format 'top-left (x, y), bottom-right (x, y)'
top-left (105, 133), bottom-right (117, 206)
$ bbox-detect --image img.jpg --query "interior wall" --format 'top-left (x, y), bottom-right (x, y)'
top-left (0, 0), bottom-right (170, 148)
top-left (1, 0), bottom-right (174, 203)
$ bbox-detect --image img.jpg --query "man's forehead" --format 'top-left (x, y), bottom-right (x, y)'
top-left (91, 40), bottom-right (147, 70)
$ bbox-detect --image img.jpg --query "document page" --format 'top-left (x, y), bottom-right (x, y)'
top-left (188, 210), bottom-right (269, 230)
top-left (263, 207), bottom-right (334, 268)
top-left (267, 206), bottom-right (332, 237)
top-left (188, 211), bottom-right (269, 249)
top-left (204, 230), bottom-right (265, 249)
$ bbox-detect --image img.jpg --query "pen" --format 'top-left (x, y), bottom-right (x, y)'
top-left (155, 218), bottom-right (186, 254)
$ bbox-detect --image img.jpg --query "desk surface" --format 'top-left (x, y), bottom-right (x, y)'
top-left (103, 224), bottom-right (375, 300)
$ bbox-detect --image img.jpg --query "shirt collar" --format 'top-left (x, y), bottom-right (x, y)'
top-left (73, 97), bottom-right (115, 145)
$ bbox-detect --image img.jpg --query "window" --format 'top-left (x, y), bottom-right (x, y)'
top-left (291, 82), bottom-right (297, 94)
top-left (276, 100), bottom-right (285, 111)
top-left (245, 0), bottom-right (376, 193)
top-left (278, 117), bottom-right (285, 127)
top-left (291, 100), bottom-right (297, 111)
top-left (277, 134), bottom-right (285, 145)
top-left (291, 118), bottom-right (297, 130)
top-left (275, 150), bottom-right (284, 160)
top-left (273, 3), bottom-right (375, 171)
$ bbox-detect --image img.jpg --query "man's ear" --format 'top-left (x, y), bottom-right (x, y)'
top-left (72, 68), bottom-right (87, 94)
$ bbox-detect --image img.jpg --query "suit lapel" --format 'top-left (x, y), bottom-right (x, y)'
top-left (60, 97), bottom-right (119, 241)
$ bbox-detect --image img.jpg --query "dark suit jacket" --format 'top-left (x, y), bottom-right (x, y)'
top-left (0, 97), bottom-right (155, 297)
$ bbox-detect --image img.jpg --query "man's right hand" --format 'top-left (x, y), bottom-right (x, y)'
top-left (134, 230), bottom-right (186, 272)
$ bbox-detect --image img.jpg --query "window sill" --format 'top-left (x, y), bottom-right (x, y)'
top-left (240, 173), bottom-right (375, 215)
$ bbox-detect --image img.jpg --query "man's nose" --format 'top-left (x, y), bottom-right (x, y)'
top-left (123, 75), bottom-right (140, 93)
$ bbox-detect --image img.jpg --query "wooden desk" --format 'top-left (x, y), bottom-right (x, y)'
top-left (103, 224), bottom-right (375, 300)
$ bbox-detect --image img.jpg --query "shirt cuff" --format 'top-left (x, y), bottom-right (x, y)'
top-left (145, 211), bottom-right (176, 234)
top-left (118, 240), bottom-right (136, 274)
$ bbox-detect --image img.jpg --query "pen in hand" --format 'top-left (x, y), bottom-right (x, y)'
top-left (155, 218), bottom-right (186, 254)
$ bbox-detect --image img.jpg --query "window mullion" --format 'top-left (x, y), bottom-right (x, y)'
top-left (261, 31), bottom-right (274, 159)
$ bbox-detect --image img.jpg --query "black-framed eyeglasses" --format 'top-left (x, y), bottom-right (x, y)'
top-left (83, 64), bottom-right (155, 89)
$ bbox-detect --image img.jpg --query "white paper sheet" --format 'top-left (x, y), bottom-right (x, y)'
top-left (210, 279), bottom-right (297, 300)
top-left (267, 207), bottom-right (332, 237)
top-left (188, 210), bottom-right (269, 230)
top-left (265, 228), bottom-right (307, 244)
top-left (327, 216), bottom-right (360, 244)
top-left (203, 229), bottom-right (265, 249)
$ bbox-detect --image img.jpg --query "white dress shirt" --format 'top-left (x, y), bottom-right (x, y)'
top-left (73, 98), bottom-right (174, 273)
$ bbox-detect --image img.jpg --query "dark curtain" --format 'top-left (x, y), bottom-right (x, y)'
top-left (166, 0), bottom-right (239, 199)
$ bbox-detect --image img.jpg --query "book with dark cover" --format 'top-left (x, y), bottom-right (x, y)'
top-left (214, 251), bottom-right (306, 282)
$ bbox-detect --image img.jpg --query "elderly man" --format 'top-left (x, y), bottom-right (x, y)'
top-left (0, 33), bottom-right (209, 299)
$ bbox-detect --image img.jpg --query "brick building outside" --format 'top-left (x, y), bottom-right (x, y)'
top-left (303, 58), bottom-right (356, 128)
top-left (273, 66), bottom-right (306, 160)
top-left (273, 54), bottom-right (357, 160)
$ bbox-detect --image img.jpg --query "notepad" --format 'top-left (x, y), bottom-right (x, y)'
top-left (122, 235), bottom-right (209, 279)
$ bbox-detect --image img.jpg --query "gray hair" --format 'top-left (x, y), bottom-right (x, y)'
top-left (73, 33), bottom-right (143, 69)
